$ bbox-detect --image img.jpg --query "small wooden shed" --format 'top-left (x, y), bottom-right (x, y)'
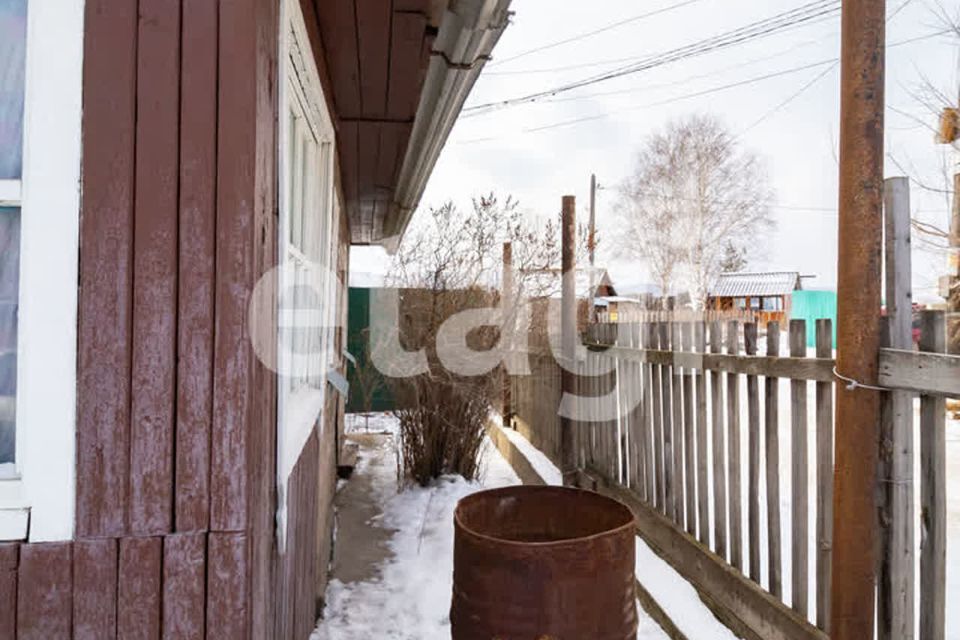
top-left (707, 271), bottom-right (804, 325)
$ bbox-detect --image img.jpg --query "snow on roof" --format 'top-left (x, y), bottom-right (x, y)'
top-left (709, 271), bottom-right (801, 298)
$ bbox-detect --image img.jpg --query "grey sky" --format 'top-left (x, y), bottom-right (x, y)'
top-left (354, 0), bottom-right (958, 303)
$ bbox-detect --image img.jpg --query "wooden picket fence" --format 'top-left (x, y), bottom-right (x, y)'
top-left (505, 178), bottom-right (957, 639)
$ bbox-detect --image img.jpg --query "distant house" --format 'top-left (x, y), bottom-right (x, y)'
top-left (708, 271), bottom-right (807, 325)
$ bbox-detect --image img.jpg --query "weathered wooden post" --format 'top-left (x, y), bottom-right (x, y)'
top-left (831, 0), bottom-right (886, 636)
top-left (878, 176), bottom-right (915, 640)
top-left (561, 195), bottom-right (577, 486)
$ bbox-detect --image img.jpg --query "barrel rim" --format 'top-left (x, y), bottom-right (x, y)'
top-left (453, 485), bottom-right (636, 548)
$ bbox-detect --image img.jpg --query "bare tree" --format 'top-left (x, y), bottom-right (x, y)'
top-left (615, 114), bottom-right (774, 307)
top-left (386, 194), bottom-right (577, 483)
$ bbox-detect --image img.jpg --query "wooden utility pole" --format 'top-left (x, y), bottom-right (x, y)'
top-left (560, 195), bottom-right (577, 485)
top-left (830, 0), bottom-right (886, 637)
top-left (589, 174), bottom-right (597, 267)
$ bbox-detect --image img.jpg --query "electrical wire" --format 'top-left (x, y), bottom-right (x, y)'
top-left (455, 29), bottom-right (948, 144)
top-left (488, 0), bottom-right (709, 68)
top-left (464, 0), bottom-right (842, 115)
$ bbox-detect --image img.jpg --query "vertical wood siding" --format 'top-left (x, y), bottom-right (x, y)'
top-left (175, 0), bottom-right (219, 534)
top-left (0, 2), bottom-right (348, 638)
top-left (16, 543), bottom-right (72, 639)
top-left (76, 0), bottom-right (138, 539)
top-left (73, 539), bottom-right (118, 639)
top-left (130, 0), bottom-right (181, 536)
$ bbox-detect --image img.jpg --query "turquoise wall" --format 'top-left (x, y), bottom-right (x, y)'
top-left (790, 290), bottom-right (837, 348)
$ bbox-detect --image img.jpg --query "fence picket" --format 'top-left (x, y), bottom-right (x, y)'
top-left (790, 319), bottom-right (809, 618)
top-left (745, 323), bottom-right (762, 584)
top-left (672, 322), bottom-right (685, 527)
top-left (682, 322), bottom-right (697, 537)
top-left (765, 322), bottom-right (783, 599)
top-left (815, 319), bottom-right (833, 631)
top-left (919, 311), bottom-right (946, 640)
top-left (660, 321), bottom-right (675, 522)
top-left (727, 321), bottom-right (743, 572)
top-left (695, 321), bottom-right (710, 546)
top-left (710, 321), bottom-right (727, 559)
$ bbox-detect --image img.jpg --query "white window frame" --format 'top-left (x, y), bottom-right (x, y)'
top-left (0, 0), bottom-right (84, 542)
top-left (276, 0), bottom-right (339, 548)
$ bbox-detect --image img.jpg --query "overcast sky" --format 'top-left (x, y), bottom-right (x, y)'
top-left (353, 0), bottom-right (959, 303)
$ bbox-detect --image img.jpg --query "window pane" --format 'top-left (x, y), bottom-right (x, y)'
top-left (0, 207), bottom-right (20, 464)
top-left (0, 0), bottom-right (28, 180)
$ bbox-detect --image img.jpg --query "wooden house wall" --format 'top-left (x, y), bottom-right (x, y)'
top-left (0, 1), bottom-right (346, 638)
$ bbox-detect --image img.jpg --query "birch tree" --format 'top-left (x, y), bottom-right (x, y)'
top-left (616, 114), bottom-right (774, 307)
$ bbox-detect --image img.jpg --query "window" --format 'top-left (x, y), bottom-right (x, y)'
top-left (0, 0), bottom-right (27, 472)
top-left (0, 0), bottom-right (83, 542)
top-left (276, 0), bottom-right (341, 548)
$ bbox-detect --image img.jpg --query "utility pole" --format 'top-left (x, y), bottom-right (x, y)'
top-left (560, 195), bottom-right (577, 486)
top-left (830, 0), bottom-right (886, 637)
top-left (589, 174), bottom-right (597, 268)
top-left (502, 241), bottom-right (513, 428)
top-left (588, 174), bottom-right (598, 321)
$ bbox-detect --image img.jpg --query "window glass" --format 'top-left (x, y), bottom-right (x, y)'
top-left (0, 207), bottom-right (20, 464)
top-left (0, 0), bottom-right (28, 180)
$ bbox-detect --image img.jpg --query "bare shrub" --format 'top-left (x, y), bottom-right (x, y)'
top-left (395, 376), bottom-right (490, 486)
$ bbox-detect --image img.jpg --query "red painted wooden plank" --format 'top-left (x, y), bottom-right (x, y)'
top-left (117, 537), bottom-right (162, 639)
top-left (207, 533), bottom-right (248, 640)
top-left (130, 0), bottom-right (181, 537)
top-left (77, 0), bottom-right (138, 539)
top-left (0, 544), bottom-right (18, 639)
top-left (314, 0), bottom-right (362, 117)
top-left (176, 0), bottom-right (219, 534)
top-left (387, 11), bottom-right (428, 120)
top-left (356, 0), bottom-right (392, 118)
top-left (211, 0), bottom-right (258, 533)
top-left (73, 538), bottom-right (118, 640)
top-left (163, 533), bottom-right (206, 640)
top-left (17, 543), bottom-right (72, 640)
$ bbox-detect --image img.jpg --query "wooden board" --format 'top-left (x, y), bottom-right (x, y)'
top-left (163, 533), bottom-right (207, 640)
top-left (710, 321), bottom-right (727, 559)
top-left (176, 0), bottom-right (219, 533)
top-left (789, 320), bottom-right (808, 617)
top-left (878, 349), bottom-right (960, 397)
top-left (73, 539), bottom-right (118, 640)
top-left (130, 0), bottom-right (181, 536)
top-left (919, 312), bottom-right (947, 640)
top-left (77, 0), bottom-right (138, 539)
top-left (726, 321), bottom-right (743, 572)
top-left (211, 0), bottom-right (257, 532)
top-left (814, 319), bottom-right (834, 631)
top-left (745, 323), bottom-right (762, 584)
top-left (17, 543), bottom-right (72, 639)
top-left (0, 544), bottom-right (17, 639)
top-left (765, 324), bottom-right (783, 599)
top-left (694, 322), bottom-right (709, 546)
top-left (118, 537), bottom-right (162, 638)
top-left (207, 532), bottom-right (249, 640)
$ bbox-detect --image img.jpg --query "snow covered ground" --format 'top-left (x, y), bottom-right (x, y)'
top-left (314, 415), bottom-right (677, 639)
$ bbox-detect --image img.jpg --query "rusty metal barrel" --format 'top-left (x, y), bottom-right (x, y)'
top-left (451, 485), bottom-right (637, 639)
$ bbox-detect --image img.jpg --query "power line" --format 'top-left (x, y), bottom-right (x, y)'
top-left (737, 62), bottom-right (839, 136)
top-left (455, 29), bottom-right (947, 144)
top-left (487, 18), bottom-right (839, 79)
top-left (464, 0), bottom-right (842, 115)
top-left (489, 0), bottom-right (709, 68)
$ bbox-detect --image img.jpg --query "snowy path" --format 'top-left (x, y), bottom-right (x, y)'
top-left (313, 416), bottom-right (670, 639)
